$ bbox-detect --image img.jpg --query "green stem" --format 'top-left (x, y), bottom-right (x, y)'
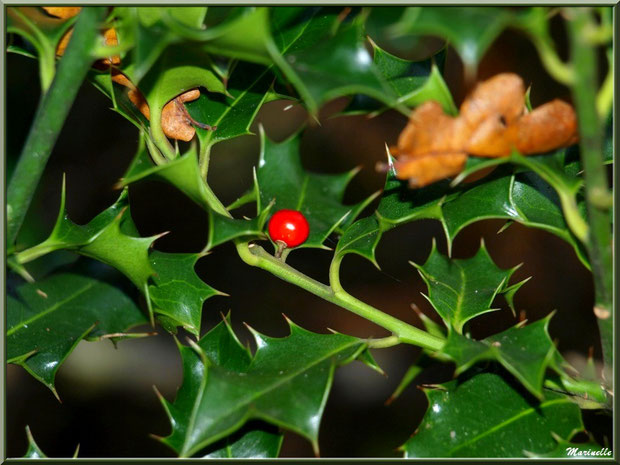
top-left (199, 143), bottom-right (211, 181)
top-left (199, 135), bottom-right (443, 352)
top-left (149, 110), bottom-right (176, 161)
top-left (596, 47), bottom-right (613, 120)
top-left (236, 243), bottom-right (444, 352)
top-left (530, 34), bottom-right (574, 85)
top-left (6, 7), bottom-right (108, 245)
top-left (367, 335), bottom-right (401, 349)
top-left (567, 8), bottom-right (613, 375)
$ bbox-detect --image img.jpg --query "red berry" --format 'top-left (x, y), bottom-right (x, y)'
top-left (267, 209), bottom-right (310, 248)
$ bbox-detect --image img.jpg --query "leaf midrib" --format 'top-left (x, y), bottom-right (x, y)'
top-left (447, 397), bottom-right (570, 455)
top-left (8, 281), bottom-right (96, 336)
top-left (202, 11), bottom-right (319, 148)
top-left (184, 338), bottom-right (360, 453)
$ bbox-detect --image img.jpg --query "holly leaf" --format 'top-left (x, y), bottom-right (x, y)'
top-left (202, 423), bottom-right (283, 458)
top-left (113, 7), bottom-right (214, 84)
top-left (441, 315), bottom-right (557, 398)
top-left (149, 251), bottom-right (223, 336)
top-left (201, 8), bottom-right (273, 65)
top-left (334, 216), bottom-right (383, 269)
top-left (412, 242), bottom-right (519, 333)
top-left (186, 61), bottom-right (278, 153)
top-left (380, 156), bottom-right (587, 265)
top-left (156, 316), bottom-right (370, 457)
top-left (270, 19), bottom-right (396, 114)
top-left (121, 141), bottom-right (267, 251)
top-left (7, 7), bottom-right (77, 90)
top-left (16, 184), bottom-right (158, 290)
top-left (343, 42), bottom-right (456, 116)
top-left (206, 208), bottom-right (269, 250)
top-left (23, 426), bottom-right (47, 458)
top-left (121, 141), bottom-right (211, 209)
top-left (256, 129), bottom-right (374, 249)
top-left (402, 370), bottom-right (584, 458)
top-left (391, 7), bottom-right (514, 77)
top-left (8, 273), bottom-right (148, 396)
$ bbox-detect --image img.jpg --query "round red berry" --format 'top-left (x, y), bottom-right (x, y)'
top-left (267, 209), bottom-right (310, 248)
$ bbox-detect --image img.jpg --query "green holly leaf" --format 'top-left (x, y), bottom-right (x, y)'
top-left (402, 370), bottom-right (584, 458)
top-left (201, 8), bottom-right (273, 65)
top-left (8, 273), bottom-right (148, 396)
top-left (271, 19), bottom-right (396, 114)
top-left (156, 316), bottom-right (370, 457)
top-left (16, 185), bottom-right (159, 290)
top-left (378, 156), bottom-right (587, 265)
top-left (113, 7), bottom-right (215, 84)
top-left (21, 425), bottom-right (80, 458)
top-left (149, 251), bottom-right (223, 336)
top-left (334, 216), bottom-right (383, 268)
top-left (441, 315), bottom-right (558, 398)
top-left (121, 141), bottom-right (266, 251)
top-left (186, 61), bottom-right (277, 154)
top-left (122, 141), bottom-right (211, 208)
top-left (7, 7), bottom-right (77, 91)
top-left (203, 424), bottom-right (283, 458)
top-left (206, 208), bottom-right (269, 250)
top-left (23, 426), bottom-right (47, 458)
top-left (413, 242), bottom-right (518, 333)
top-left (391, 7), bottom-right (514, 77)
top-left (257, 129), bottom-right (374, 250)
top-left (343, 42), bottom-right (456, 116)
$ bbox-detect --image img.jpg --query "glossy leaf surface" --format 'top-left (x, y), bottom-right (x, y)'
top-left (157, 318), bottom-right (368, 456)
top-left (391, 7), bottom-right (514, 74)
top-left (8, 273), bottom-right (147, 394)
top-left (403, 371), bottom-right (584, 457)
top-left (17, 187), bottom-right (158, 289)
top-left (203, 425), bottom-right (283, 458)
top-left (149, 251), bottom-right (222, 336)
top-left (273, 20), bottom-right (395, 114)
top-left (344, 42), bottom-right (456, 116)
top-left (413, 242), bottom-right (518, 332)
top-left (441, 315), bottom-right (557, 397)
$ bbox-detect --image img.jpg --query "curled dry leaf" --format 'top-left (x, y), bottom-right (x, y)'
top-left (43, 6), bottom-right (206, 141)
top-left (392, 73), bottom-right (578, 188)
top-left (42, 6), bottom-right (82, 19)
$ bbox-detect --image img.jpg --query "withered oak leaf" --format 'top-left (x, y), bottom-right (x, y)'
top-left (392, 73), bottom-right (578, 188)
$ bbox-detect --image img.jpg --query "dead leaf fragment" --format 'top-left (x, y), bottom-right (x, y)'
top-left (48, 8), bottom-right (207, 141)
top-left (392, 73), bottom-right (579, 187)
top-left (42, 6), bottom-right (82, 19)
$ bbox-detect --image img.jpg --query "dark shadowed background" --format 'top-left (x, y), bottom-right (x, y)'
top-left (5, 6), bottom-right (609, 458)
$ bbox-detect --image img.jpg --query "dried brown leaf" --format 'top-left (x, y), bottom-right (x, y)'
top-left (42, 7), bottom-right (82, 19)
top-left (392, 73), bottom-right (578, 187)
top-left (51, 14), bottom-right (203, 141)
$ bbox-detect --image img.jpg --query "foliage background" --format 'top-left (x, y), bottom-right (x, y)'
top-left (5, 6), bottom-right (610, 457)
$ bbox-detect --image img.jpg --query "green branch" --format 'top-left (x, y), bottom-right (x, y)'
top-left (199, 162), bottom-right (443, 352)
top-left (567, 8), bottom-right (613, 376)
top-left (236, 243), bottom-right (444, 352)
top-left (6, 7), bottom-right (108, 246)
